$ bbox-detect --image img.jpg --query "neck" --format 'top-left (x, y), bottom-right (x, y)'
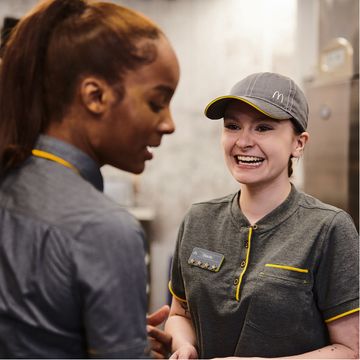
top-left (44, 112), bottom-right (100, 165)
top-left (239, 179), bottom-right (292, 225)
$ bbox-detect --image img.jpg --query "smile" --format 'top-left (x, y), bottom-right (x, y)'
top-left (235, 155), bottom-right (265, 165)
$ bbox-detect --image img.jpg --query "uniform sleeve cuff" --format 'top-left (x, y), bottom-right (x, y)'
top-left (323, 299), bottom-right (359, 323)
top-left (168, 281), bottom-right (187, 302)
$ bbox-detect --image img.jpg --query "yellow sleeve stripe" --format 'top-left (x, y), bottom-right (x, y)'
top-left (325, 308), bottom-right (360, 323)
top-left (168, 281), bottom-right (187, 303)
top-left (265, 264), bottom-right (309, 273)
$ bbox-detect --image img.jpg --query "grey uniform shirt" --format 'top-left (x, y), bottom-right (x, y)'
top-left (170, 185), bottom-right (359, 358)
top-left (0, 135), bottom-right (148, 358)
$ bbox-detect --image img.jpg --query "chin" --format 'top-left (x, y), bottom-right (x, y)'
top-left (130, 162), bottom-right (146, 174)
top-left (113, 162), bottom-right (145, 174)
top-left (131, 167), bottom-right (145, 175)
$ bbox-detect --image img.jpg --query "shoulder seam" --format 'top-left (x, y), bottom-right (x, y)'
top-left (191, 193), bottom-right (237, 206)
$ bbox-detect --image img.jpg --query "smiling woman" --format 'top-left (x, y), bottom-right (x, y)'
top-left (221, 102), bottom-right (306, 187)
top-left (0, 0), bottom-right (179, 358)
top-left (165, 72), bottom-right (359, 360)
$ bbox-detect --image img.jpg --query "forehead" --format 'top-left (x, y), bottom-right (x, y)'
top-left (124, 36), bottom-right (180, 94)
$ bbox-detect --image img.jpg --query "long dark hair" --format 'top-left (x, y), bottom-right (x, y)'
top-left (0, 0), bottom-right (161, 175)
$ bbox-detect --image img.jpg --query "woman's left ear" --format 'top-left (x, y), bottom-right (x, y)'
top-left (292, 132), bottom-right (309, 158)
top-left (79, 77), bottom-right (115, 115)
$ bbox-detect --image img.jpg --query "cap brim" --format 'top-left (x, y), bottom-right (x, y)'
top-left (204, 95), bottom-right (292, 120)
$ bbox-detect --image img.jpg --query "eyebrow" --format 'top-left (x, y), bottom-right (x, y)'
top-left (153, 84), bottom-right (175, 97)
top-left (224, 114), bottom-right (280, 123)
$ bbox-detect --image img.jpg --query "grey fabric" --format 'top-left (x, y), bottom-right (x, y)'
top-left (0, 135), bottom-right (148, 358)
top-left (204, 72), bottom-right (309, 131)
top-left (170, 185), bottom-right (359, 358)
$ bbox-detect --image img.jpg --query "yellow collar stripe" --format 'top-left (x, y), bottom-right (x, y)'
top-left (32, 149), bottom-right (79, 174)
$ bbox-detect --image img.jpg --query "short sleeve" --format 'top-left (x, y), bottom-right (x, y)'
top-left (72, 210), bottom-right (148, 358)
top-left (169, 219), bottom-right (187, 302)
top-left (315, 211), bottom-right (359, 322)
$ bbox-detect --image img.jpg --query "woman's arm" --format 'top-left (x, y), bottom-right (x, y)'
top-left (164, 296), bottom-right (198, 359)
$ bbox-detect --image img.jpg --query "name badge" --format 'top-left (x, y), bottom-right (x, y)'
top-left (188, 247), bottom-right (224, 272)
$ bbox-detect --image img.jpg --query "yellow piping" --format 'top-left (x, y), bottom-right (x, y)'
top-left (265, 264), bottom-right (309, 273)
top-left (168, 281), bottom-right (187, 303)
top-left (325, 308), bottom-right (360, 323)
top-left (235, 226), bottom-right (253, 301)
top-left (32, 149), bottom-right (79, 174)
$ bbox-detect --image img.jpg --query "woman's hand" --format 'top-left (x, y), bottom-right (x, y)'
top-left (169, 344), bottom-right (198, 359)
top-left (147, 305), bottom-right (173, 359)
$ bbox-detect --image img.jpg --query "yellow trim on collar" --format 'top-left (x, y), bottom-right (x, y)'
top-left (32, 149), bottom-right (79, 174)
top-left (265, 264), bottom-right (309, 273)
top-left (168, 281), bottom-right (187, 303)
top-left (325, 308), bottom-right (360, 323)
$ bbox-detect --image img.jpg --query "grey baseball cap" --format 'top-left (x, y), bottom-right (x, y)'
top-left (204, 72), bottom-right (309, 131)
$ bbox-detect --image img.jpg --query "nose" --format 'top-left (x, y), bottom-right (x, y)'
top-left (158, 110), bottom-right (175, 134)
top-left (235, 128), bottom-right (254, 149)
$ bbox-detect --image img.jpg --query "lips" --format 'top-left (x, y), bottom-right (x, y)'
top-left (235, 155), bottom-right (265, 166)
top-left (144, 144), bottom-right (161, 160)
top-left (144, 146), bottom-right (154, 160)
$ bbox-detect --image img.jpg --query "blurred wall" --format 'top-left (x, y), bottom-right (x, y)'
top-left (110, 0), bottom-right (313, 312)
top-left (0, 0), bottom-right (319, 312)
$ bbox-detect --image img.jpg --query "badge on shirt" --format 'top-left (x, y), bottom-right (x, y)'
top-left (188, 247), bottom-right (224, 272)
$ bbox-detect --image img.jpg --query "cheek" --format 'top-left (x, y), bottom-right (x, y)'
top-left (277, 135), bottom-right (297, 155)
top-left (221, 133), bottom-right (233, 154)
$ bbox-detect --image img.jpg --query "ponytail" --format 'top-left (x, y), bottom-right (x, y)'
top-left (0, 0), bottom-right (86, 174)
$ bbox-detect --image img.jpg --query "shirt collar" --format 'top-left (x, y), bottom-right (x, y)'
top-left (35, 135), bottom-right (104, 192)
top-left (230, 184), bottom-right (300, 232)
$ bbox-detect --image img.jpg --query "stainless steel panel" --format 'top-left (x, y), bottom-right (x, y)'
top-left (304, 78), bottom-right (358, 229)
top-left (319, 0), bottom-right (359, 60)
top-left (348, 77), bottom-right (359, 229)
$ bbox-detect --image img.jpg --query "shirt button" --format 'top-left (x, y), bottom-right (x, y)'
top-left (233, 278), bottom-right (239, 285)
top-left (244, 241), bottom-right (249, 248)
top-left (240, 260), bottom-right (246, 268)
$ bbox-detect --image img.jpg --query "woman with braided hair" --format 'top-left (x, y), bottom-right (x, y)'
top-left (0, 0), bottom-right (179, 357)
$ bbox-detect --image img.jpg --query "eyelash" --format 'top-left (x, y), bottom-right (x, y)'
top-left (223, 123), bottom-right (274, 132)
top-left (256, 125), bottom-right (273, 132)
top-left (149, 101), bottom-right (165, 113)
top-left (224, 123), bottom-right (240, 130)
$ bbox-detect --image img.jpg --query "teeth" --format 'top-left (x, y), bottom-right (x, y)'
top-left (147, 146), bottom-right (153, 154)
top-left (236, 155), bottom-right (264, 163)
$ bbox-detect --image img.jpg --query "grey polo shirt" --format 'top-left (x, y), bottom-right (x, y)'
top-left (170, 185), bottom-right (359, 358)
top-left (0, 135), bottom-right (148, 358)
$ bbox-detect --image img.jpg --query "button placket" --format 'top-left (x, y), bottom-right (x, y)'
top-left (235, 226), bottom-right (255, 301)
